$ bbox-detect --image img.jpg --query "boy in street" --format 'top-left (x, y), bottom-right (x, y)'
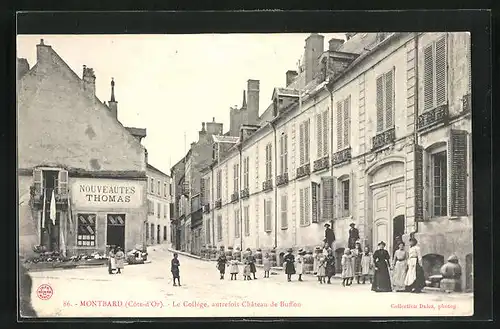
top-left (171, 253), bottom-right (181, 286)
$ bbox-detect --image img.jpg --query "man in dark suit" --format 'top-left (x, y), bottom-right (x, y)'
top-left (324, 223), bottom-right (336, 249)
top-left (348, 223), bottom-right (360, 249)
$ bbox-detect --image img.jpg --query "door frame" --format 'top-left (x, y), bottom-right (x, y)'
top-left (105, 213), bottom-right (126, 249)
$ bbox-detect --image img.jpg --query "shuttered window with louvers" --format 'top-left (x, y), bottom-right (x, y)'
top-left (385, 70), bottom-right (394, 128)
top-left (449, 130), bottom-right (468, 216)
top-left (299, 123), bottom-right (305, 166)
top-left (244, 206), bottom-right (250, 236)
top-left (321, 176), bottom-right (335, 221)
top-left (304, 186), bottom-right (310, 225)
top-left (336, 101), bottom-right (343, 150)
top-left (281, 194), bottom-right (288, 229)
top-left (264, 199), bottom-right (272, 232)
top-left (414, 145), bottom-right (425, 221)
top-left (435, 37), bottom-right (447, 106)
top-left (316, 113), bottom-right (323, 158)
top-left (322, 110), bottom-right (329, 156)
top-left (423, 44), bottom-right (434, 110)
top-left (304, 119), bottom-right (310, 163)
top-left (200, 178), bottom-right (205, 204)
top-left (311, 182), bottom-right (319, 223)
top-left (299, 188), bottom-right (305, 225)
top-left (376, 76), bottom-right (384, 132)
top-left (343, 97), bottom-right (350, 147)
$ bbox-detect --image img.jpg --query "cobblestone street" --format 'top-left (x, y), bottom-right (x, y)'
top-left (28, 246), bottom-right (473, 318)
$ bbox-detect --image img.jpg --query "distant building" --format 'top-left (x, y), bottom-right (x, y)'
top-left (201, 32), bottom-right (472, 291)
top-left (17, 39), bottom-right (149, 258)
top-left (146, 164), bottom-right (171, 246)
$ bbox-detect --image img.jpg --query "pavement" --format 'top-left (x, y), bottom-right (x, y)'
top-left (27, 245), bottom-right (474, 318)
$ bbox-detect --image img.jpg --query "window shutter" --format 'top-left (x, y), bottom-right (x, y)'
top-left (322, 110), bottom-right (329, 156)
top-left (316, 113), bottom-right (323, 158)
top-left (349, 171), bottom-right (354, 217)
top-left (311, 182), bottom-right (319, 223)
top-left (435, 37), bottom-right (447, 106)
top-left (321, 176), bottom-right (334, 222)
top-left (33, 168), bottom-right (42, 194)
top-left (268, 144), bottom-right (272, 179)
top-left (265, 199), bottom-right (272, 232)
top-left (299, 123), bottom-right (305, 165)
top-left (336, 101), bottom-right (343, 149)
top-left (304, 186), bottom-right (310, 225)
top-left (305, 119), bottom-right (310, 162)
top-left (376, 76), bottom-right (384, 132)
top-left (385, 70), bottom-right (394, 128)
top-left (200, 178), bottom-right (205, 205)
top-left (414, 145), bottom-right (425, 221)
top-left (281, 194), bottom-right (288, 229)
top-left (343, 97), bottom-right (350, 147)
top-left (449, 130), bottom-right (468, 216)
top-left (423, 44), bottom-right (434, 110)
top-left (284, 134), bottom-right (288, 172)
top-left (57, 169), bottom-right (68, 195)
top-left (299, 188), bottom-right (305, 225)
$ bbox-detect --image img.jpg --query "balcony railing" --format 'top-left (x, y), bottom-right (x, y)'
top-left (462, 94), bottom-right (471, 113)
top-left (231, 192), bottom-right (239, 203)
top-left (240, 188), bottom-right (250, 199)
top-left (313, 155), bottom-right (330, 172)
top-left (372, 127), bottom-right (396, 150)
top-left (296, 163), bottom-right (311, 179)
top-left (276, 172), bottom-right (289, 187)
top-left (202, 203), bottom-right (211, 213)
top-left (262, 179), bottom-right (273, 192)
top-left (332, 147), bottom-right (352, 166)
top-left (417, 104), bottom-right (449, 131)
top-left (215, 199), bottom-right (222, 209)
top-left (31, 187), bottom-right (69, 208)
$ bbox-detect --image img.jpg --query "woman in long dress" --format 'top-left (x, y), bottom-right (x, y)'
top-left (341, 249), bottom-right (354, 286)
top-left (246, 249), bottom-right (257, 280)
top-left (114, 246), bottom-right (125, 274)
top-left (295, 249), bottom-right (305, 282)
top-left (404, 237), bottom-right (425, 293)
top-left (325, 249), bottom-right (336, 284)
top-left (392, 242), bottom-right (408, 291)
top-left (283, 248), bottom-right (296, 282)
top-left (352, 241), bottom-right (363, 284)
top-left (371, 241), bottom-right (392, 292)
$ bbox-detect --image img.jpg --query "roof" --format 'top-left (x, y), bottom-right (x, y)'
top-left (147, 163), bottom-right (170, 178)
top-left (212, 135), bottom-right (240, 144)
top-left (271, 87), bottom-right (300, 100)
top-left (338, 33), bottom-right (379, 54)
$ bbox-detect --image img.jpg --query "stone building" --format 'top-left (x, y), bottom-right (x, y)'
top-left (17, 39), bottom-right (148, 258)
top-left (201, 32), bottom-right (472, 291)
top-left (146, 164), bottom-right (171, 246)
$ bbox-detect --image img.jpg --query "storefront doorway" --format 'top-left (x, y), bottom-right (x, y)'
top-left (106, 214), bottom-right (125, 249)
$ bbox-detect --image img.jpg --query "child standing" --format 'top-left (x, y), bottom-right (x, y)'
top-left (283, 248), bottom-right (296, 282)
top-left (325, 249), bottom-right (336, 284)
top-left (108, 246), bottom-right (116, 275)
top-left (114, 246), bottom-right (125, 274)
top-left (262, 253), bottom-right (271, 278)
top-left (361, 246), bottom-right (374, 284)
top-left (295, 249), bottom-right (305, 282)
top-left (243, 260), bottom-right (252, 280)
top-left (317, 254), bottom-right (326, 284)
top-left (342, 248), bottom-right (354, 286)
top-left (171, 253), bottom-right (181, 286)
top-left (229, 258), bottom-right (239, 280)
top-left (216, 251), bottom-right (227, 280)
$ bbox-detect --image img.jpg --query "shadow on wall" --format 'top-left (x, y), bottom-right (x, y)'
top-left (335, 247), bottom-right (345, 274)
top-left (422, 253), bottom-right (444, 279)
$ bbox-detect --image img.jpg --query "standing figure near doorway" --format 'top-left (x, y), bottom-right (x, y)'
top-left (114, 246), bottom-right (125, 274)
top-left (352, 241), bottom-right (363, 284)
top-left (404, 237), bottom-right (425, 293)
top-left (392, 241), bottom-right (408, 292)
top-left (371, 241), bottom-right (392, 292)
top-left (347, 223), bottom-right (360, 249)
top-left (341, 249), bottom-right (354, 286)
top-left (108, 246), bottom-right (116, 275)
top-left (324, 223), bottom-right (335, 249)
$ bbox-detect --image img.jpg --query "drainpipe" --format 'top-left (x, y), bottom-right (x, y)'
top-left (413, 32), bottom-right (420, 234)
top-left (267, 121), bottom-right (278, 249)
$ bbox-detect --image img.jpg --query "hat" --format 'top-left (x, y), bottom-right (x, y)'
top-left (246, 248), bottom-right (251, 251)
top-left (324, 223), bottom-right (330, 227)
top-left (397, 241), bottom-right (405, 247)
top-left (355, 241), bottom-right (361, 245)
top-left (298, 248), bottom-right (304, 253)
top-left (409, 237), bottom-right (418, 244)
top-left (349, 223), bottom-right (356, 227)
top-left (287, 248), bottom-right (293, 252)
top-left (377, 241), bottom-right (386, 246)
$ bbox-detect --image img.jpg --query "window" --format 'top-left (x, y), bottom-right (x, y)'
top-left (151, 223), bottom-right (154, 242)
top-left (146, 222), bottom-right (149, 240)
top-left (233, 163), bottom-right (239, 193)
top-left (341, 179), bottom-right (350, 217)
top-left (150, 178), bottom-right (154, 193)
top-left (217, 215), bottom-right (222, 241)
top-left (169, 183), bottom-right (173, 196)
top-left (157, 180), bottom-right (161, 196)
top-left (164, 183), bottom-right (168, 197)
top-left (265, 143), bottom-right (272, 180)
top-left (147, 200), bottom-right (154, 214)
top-left (299, 119), bottom-right (311, 165)
top-left (264, 199), bottom-right (272, 232)
top-left (299, 187), bottom-right (310, 226)
top-left (164, 204), bottom-right (168, 218)
top-left (206, 218), bottom-right (211, 243)
top-left (316, 110), bottom-right (329, 158)
top-left (157, 202), bottom-right (161, 219)
top-left (77, 214), bottom-right (96, 247)
top-left (243, 157), bottom-right (249, 189)
top-left (279, 134), bottom-right (288, 174)
top-left (431, 151), bottom-right (447, 217)
top-left (147, 176), bottom-right (150, 192)
top-left (244, 206), bottom-right (250, 236)
top-left (216, 170), bottom-right (222, 200)
top-left (376, 69), bottom-right (395, 132)
top-left (280, 194), bottom-right (288, 229)
top-left (205, 177), bottom-right (211, 204)
top-left (423, 36), bottom-right (447, 111)
top-left (336, 96), bottom-right (351, 150)
top-left (234, 209), bottom-right (240, 238)
top-left (163, 226), bottom-right (167, 241)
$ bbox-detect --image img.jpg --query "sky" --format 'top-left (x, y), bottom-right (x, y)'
top-left (17, 33), bottom-right (345, 175)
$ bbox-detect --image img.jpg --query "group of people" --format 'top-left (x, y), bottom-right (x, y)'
top-left (107, 245), bottom-right (125, 275)
top-left (216, 248), bottom-right (261, 280)
top-left (371, 237), bottom-right (426, 293)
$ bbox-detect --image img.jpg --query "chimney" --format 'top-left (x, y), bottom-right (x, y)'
top-left (17, 58), bottom-right (30, 80)
top-left (206, 118), bottom-right (223, 136)
top-left (328, 38), bottom-right (345, 51)
top-left (345, 33), bottom-right (356, 40)
top-left (82, 65), bottom-right (96, 97)
top-left (304, 33), bottom-right (325, 84)
top-left (285, 70), bottom-right (298, 87)
top-left (36, 39), bottom-right (52, 65)
top-left (241, 90), bottom-right (247, 109)
top-left (108, 78), bottom-right (118, 119)
top-left (247, 79), bottom-right (260, 124)
top-left (198, 122), bottom-right (207, 142)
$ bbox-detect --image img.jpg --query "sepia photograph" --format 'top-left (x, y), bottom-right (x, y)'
top-left (17, 29), bottom-right (474, 318)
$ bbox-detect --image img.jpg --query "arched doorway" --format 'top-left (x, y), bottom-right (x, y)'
top-left (422, 253), bottom-right (444, 280)
top-left (392, 215), bottom-right (405, 256)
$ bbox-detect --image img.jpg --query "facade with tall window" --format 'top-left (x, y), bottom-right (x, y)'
top-left (201, 32), bottom-right (472, 290)
top-left (18, 39), bottom-right (148, 258)
top-left (146, 164), bottom-right (171, 246)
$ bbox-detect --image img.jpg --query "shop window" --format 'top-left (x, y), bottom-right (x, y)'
top-left (77, 213), bottom-right (97, 247)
